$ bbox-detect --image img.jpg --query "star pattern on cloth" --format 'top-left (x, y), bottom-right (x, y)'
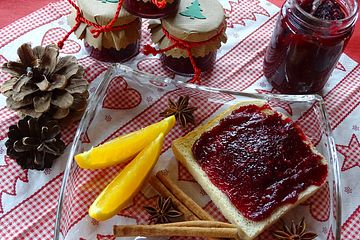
top-left (326, 227), bottom-right (335, 240)
top-left (335, 62), bottom-right (346, 71)
top-left (0, 156), bottom-right (29, 213)
top-left (342, 205), bottom-right (360, 239)
top-left (225, 0), bottom-right (270, 28)
top-left (336, 134), bottom-right (360, 171)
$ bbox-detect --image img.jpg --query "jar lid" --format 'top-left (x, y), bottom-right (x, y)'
top-left (149, 0), bottom-right (227, 58)
top-left (78, 0), bottom-right (136, 26)
top-left (68, 0), bottom-right (141, 50)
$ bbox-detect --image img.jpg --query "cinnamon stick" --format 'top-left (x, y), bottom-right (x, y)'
top-left (161, 220), bottom-right (236, 228)
top-left (156, 171), bottom-right (213, 221)
top-left (113, 225), bottom-right (238, 238)
top-left (149, 176), bottom-right (198, 221)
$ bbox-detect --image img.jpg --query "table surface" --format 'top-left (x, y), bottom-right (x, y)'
top-left (0, 0), bottom-right (359, 239)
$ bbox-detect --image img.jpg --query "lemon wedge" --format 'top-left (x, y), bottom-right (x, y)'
top-left (88, 133), bottom-right (164, 221)
top-left (75, 116), bottom-right (175, 169)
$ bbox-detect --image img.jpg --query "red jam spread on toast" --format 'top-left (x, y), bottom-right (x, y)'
top-left (192, 104), bottom-right (328, 221)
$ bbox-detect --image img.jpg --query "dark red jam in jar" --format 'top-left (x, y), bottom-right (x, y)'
top-left (123, 0), bottom-right (180, 19)
top-left (161, 51), bottom-right (217, 75)
top-left (192, 104), bottom-right (328, 221)
top-left (84, 19), bottom-right (142, 63)
top-left (263, 0), bottom-right (358, 94)
top-left (85, 40), bottom-right (140, 63)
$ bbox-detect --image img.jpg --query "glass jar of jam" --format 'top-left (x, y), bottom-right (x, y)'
top-left (161, 51), bottom-right (217, 75)
top-left (84, 19), bottom-right (142, 63)
top-left (263, 0), bottom-right (358, 94)
top-left (123, 0), bottom-right (180, 19)
top-left (148, 0), bottom-right (227, 78)
top-left (68, 0), bottom-right (142, 63)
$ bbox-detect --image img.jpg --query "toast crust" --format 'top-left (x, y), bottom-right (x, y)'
top-left (172, 100), bottom-right (327, 240)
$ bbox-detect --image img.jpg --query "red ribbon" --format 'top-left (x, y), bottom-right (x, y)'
top-left (151, 0), bottom-right (167, 9)
top-left (143, 24), bottom-right (225, 84)
top-left (58, 0), bottom-right (128, 49)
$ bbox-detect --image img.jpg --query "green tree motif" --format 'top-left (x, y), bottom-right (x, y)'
top-left (180, 0), bottom-right (206, 20)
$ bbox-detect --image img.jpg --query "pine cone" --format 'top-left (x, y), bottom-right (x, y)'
top-left (5, 115), bottom-right (66, 170)
top-left (0, 43), bottom-right (88, 122)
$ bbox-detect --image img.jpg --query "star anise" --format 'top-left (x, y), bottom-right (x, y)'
top-left (144, 196), bottom-right (183, 224)
top-left (273, 218), bottom-right (317, 240)
top-left (160, 95), bottom-right (197, 128)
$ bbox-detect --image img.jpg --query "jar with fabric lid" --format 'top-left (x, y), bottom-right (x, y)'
top-left (263, 0), bottom-right (358, 94)
top-left (68, 0), bottom-right (141, 62)
top-left (144, 0), bottom-right (227, 83)
top-left (123, 0), bottom-right (180, 19)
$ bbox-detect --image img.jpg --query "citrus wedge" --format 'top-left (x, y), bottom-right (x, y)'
top-left (89, 133), bottom-right (165, 221)
top-left (75, 116), bottom-right (175, 169)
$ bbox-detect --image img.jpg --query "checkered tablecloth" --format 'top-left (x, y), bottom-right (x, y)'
top-left (0, 0), bottom-right (359, 239)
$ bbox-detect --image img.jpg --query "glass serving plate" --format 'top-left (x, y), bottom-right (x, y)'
top-left (53, 64), bottom-right (341, 240)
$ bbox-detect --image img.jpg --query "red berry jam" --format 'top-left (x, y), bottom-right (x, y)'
top-left (161, 51), bottom-right (217, 76)
top-left (85, 41), bottom-right (140, 63)
top-left (84, 19), bottom-right (141, 63)
top-left (312, 0), bottom-right (346, 20)
top-left (263, 0), bottom-right (357, 94)
top-left (192, 104), bottom-right (328, 221)
top-left (123, 0), bottom-right (180, 19)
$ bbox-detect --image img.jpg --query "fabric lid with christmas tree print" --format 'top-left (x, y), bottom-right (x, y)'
top-left (68, 0), bottom-right (141, 50)
top-left (149, 0), bottom-right (227, 58)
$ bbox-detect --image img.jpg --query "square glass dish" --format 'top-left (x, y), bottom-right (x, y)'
top-left (54, 64), bottom-right (341, 240)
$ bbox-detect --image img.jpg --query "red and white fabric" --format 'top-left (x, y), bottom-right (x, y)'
top-left (0, 0), bottom-right (359, 239)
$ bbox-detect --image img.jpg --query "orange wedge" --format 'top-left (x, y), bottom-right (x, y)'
top-left (75, 116), bottom-right (175, 169)
top-left (88, 133), bottom-right (165, 221)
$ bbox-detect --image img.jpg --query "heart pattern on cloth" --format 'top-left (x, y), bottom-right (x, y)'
top-left (327, 227), bottom-right (335, 240)
top-left (41, 27), bottom-right (81, 54)
top-left (103, 77), bottom-right (142, 110)
top-left (302, 183), bottom-right (330, 222)
top-left (342, 205), bottom-right (360, 239)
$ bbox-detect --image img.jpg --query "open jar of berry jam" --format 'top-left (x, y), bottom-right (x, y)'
top-left (263, 0), bottom-right (358, 94)
top-left (123, 0), bottom-right (180, 19)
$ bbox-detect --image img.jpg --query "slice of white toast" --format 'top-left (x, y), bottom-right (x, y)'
top-left (172, 100), bottom-right (327, 240)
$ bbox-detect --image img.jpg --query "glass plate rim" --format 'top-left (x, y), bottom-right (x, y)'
top-left (53, 64), bottom-right (342, 240)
